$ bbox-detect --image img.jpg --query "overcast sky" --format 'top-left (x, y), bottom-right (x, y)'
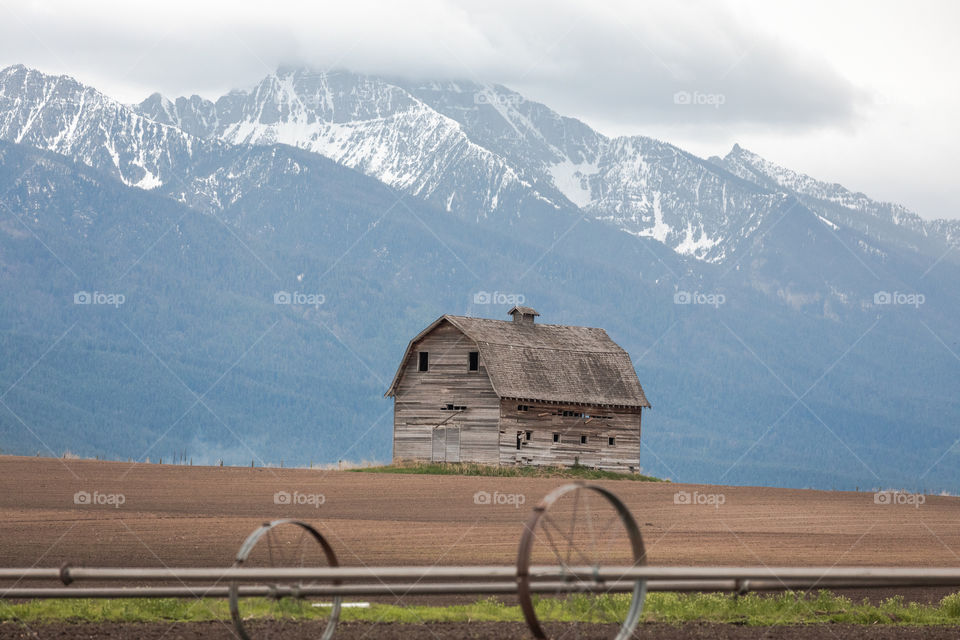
top-left (0, 0), bottom-right (956, 219)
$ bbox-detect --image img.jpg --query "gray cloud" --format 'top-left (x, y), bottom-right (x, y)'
top-left (0, 0), bottom-right (865, 133)
top-left (457, 2), bottom-right (868, 132)
top-left (0, 0), bottom-right (954, 219)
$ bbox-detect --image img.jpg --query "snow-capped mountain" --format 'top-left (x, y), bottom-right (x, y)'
top-left (0, 66), bottom-right (351, 219)
top-left (137, 68), bottom-right (549, 220)
top-left (715, 144), bottom-right (958, 254)
top-left (400, 80), bottom-right (784, 262)
top-left (137, 68), bottom-right (789, 262)
top-left (1, 63), bottom-right (953, 269)
top-left (0, 65), bottom-right (211, 190)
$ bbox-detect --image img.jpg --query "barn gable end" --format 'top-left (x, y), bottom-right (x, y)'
top-left (386, 309), bottom-right (650, 471)
top-left (389, 320), bottom-right (500, 464)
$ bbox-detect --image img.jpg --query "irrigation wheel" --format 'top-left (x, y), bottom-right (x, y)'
top-left (516, 482), bottom-right (647, 640)
top-left (229, 519), bottom-right (341, 640)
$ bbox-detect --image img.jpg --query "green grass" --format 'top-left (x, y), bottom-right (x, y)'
top-left (349, 461), bottom-right (665, 482)
top-left (5, 591), bottom-right (960, 626)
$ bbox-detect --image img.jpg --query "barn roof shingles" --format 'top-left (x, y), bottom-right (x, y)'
top-left (385, 314), bottom-right (650, 408)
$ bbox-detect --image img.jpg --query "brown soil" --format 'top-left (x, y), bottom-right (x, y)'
top-left (2, 455), bottom-right (958, 571)
top-left (2, 455), bottom-right (959, 637)
top-left (1, 621), bottom-right (959, 639)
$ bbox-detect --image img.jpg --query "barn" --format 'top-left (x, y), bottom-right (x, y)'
top-left (385, 306), bottom-right (651, 472)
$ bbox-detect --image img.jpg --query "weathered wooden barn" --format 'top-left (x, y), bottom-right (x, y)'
top-left (385, 307), bottom-right (651, 471)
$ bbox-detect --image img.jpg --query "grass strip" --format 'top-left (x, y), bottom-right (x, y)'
top-left (4, 591), bottom-right (960, 625)
top-left (349, 461), bottom-right (664, 482)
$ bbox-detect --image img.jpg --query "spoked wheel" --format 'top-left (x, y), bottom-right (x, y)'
top-left (516, 483), bottom-right (647, 640)
top-left (229, 519), bottom-right (341, 640)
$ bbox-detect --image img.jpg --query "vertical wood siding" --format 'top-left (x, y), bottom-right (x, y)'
top-left (391, 322), bottom-right (500, 464)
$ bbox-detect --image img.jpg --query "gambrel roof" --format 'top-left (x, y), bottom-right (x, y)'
top-left (385, 313), bottom-right (650, 408)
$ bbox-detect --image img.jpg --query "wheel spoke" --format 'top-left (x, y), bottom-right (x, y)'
top-left (538, 516), bottom-right (574, 571)
top-left (294, 528), bottom-right (308, 585)
top-left (565, 487), bottom-right (581, 567)
top-left (542, 513), bottom-right (595, 568)
top-left (266, 528), bottom-right (276, 569)
top-left (596, 511), bottom-right (623, 564)
top-left (583, 490), bottom-right (598, 566)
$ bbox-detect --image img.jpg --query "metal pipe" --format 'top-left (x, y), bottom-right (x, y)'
top-left (17, 565), bottom-right (960, 584)
top-left (6, 578), bottom-right (960, 600)
top-left (2, 582), bottom-right (636, 599)
top-left (0, 569), bottom-right (61, 580)
top-left (1, 578), bottom-right (952, 600)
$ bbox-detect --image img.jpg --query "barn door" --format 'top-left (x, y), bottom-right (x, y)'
top-left (431, 425), bottom-right (461, 462)
top-left (431, 427), bottom-right (445, 462)
top-left (445, 424), bottom-right (461, 463)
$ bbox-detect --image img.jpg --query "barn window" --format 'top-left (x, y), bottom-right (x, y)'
top-left (418, 352), bottom-right (429, 371)
top-left (608, 437), bottom-right (616, 446)
top-left (580, 434), bottom-right (587, 444)
top-left (468, 351), bottom-right (479, 371)
top-left (553, 433), bottom-right (560, 443)
top-left (525, 430), bottom-right (532, 441)
top-left (517, 404), bottom-right (530, 411)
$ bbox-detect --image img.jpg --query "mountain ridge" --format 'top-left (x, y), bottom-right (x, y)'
top-left (4, 62), bottom-right (951, 268)
top-left (131, 66), bottom-right (958, 264)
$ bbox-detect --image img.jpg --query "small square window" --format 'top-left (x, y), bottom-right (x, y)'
top-left (418, 352), bottom-right (429, 372)
top-left (580, 435), bottom-right (587, 444)
top-left (608, 437), bottom-right (616, 446)
top-left (525, 430), bottom-right (532, 441)
top-left (553, 433), bottom-right (560, 443)
top-left (468, 351), bottom-right (479, 371)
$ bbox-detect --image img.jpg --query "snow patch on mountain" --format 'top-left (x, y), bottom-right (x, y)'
top-left (816, 213), bottom-right (839, 230)
top-left (547, 159), bottom-right (596, 207)
top-left (675, 221), bottom-right (721, 257)
top-left (634, 191), bottom-right (670, 243)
